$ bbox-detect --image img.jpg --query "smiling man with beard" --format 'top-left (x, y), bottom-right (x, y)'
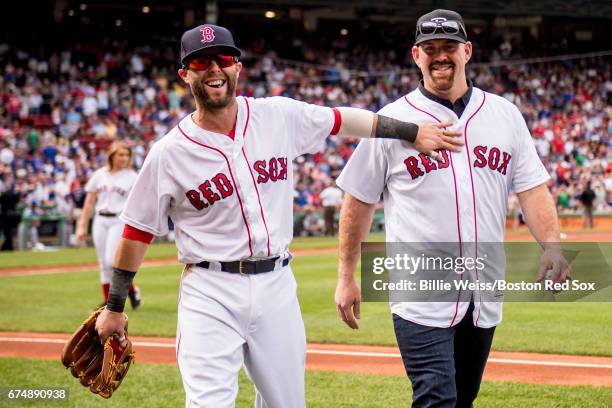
top-left (189, 55), bottom-right (237, 111)
top-left (94, 23), bottom-right (467, 408)
top-left (335, 8), bottom-right (567, 408)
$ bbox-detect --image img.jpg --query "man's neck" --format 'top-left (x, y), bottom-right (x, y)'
top-left (423, 78), bottom-right (469, 104)
top-left (193, 100), bottom-right (238, 134)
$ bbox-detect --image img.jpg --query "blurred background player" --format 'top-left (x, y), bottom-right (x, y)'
top-left (579, 180), bottom-right (596, 229)
top-left (77, 141), bottom-right (142, 308)
top-left (320, 179), bottom-right (343, 236)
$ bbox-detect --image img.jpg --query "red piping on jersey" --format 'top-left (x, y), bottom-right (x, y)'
top-left (177, 122), bottom-right (253, 257)
top-left (331, 107), bottom-right (342, 135)
top-left (241, 97), bottom-right (271, 256)
top-left (463, 91), bottom-right (487, 326)
top-left (447, 152), bottom-right (465, 327)
top-left (405, 95), bottom-right (463, 327)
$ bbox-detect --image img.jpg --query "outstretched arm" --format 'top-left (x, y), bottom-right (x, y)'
top-left (335, 107), bottom-right (463, 159)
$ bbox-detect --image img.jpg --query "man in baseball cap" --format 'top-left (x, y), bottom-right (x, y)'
top-left (178, 24), bottom-right (243, 111)
top-left (412, 9), bottom-right (472, 107)
top-left (336, 6), bottom-right (567, 408)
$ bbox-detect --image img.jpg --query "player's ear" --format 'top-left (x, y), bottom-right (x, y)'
top-left (411, 46), bottom-right (420, 64)
top-left (235, 61), bottom-right (242, 78)
top-left (412, 45), bottom-right (422, 67)
top-left (178, 68), bottom-right (190, 84)
top-left (463, 41), bottom-right (473, 63)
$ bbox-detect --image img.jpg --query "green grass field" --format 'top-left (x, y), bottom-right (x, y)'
top-left (1, 236), bottom-right (611, 407)
top-left (1, 358), bottom-right (611, 408)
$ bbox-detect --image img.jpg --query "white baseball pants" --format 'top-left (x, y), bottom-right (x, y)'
top-left (176, 263), bottom-right (306, 408)
top-left (91, 215), bottom-right (123, 284)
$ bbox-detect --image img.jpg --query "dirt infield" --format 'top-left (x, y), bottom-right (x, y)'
top-left (1, 331), bottom-right (611, 387)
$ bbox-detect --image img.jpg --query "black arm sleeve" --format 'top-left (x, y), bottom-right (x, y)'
top-left (374, 115), bottom-right (419, 143)
top-left (106, 267), bottom-right (136, 313)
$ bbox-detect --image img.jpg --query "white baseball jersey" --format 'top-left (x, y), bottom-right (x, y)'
top-left (85, 167), bottom-right (137, 214)
top-left (336, 86), bottom-right (550, 328)
top-left (120, 96), bottom-right (337, 263)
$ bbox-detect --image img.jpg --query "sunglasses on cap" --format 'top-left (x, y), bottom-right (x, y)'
top-left (417, 20), bottom-right (466, 37)
top-left (183, 55), bottom-right (238, 70)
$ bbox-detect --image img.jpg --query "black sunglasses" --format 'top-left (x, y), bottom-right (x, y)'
top-left (417, 20), bottom-right (466, 37)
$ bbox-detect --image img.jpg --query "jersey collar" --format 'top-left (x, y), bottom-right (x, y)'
top-left (180, 97), bottom-right (248, 150)
top-left (418, 79), bottom-right (473, 118)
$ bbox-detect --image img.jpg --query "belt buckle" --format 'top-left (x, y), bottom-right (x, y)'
top-left (239, 260), bottom-right (245, 275)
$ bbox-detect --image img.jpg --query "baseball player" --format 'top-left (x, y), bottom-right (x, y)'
top-left (94, 24), bottom-right (464, 408)
top-left (77, 141), bottom-right (141, 309)
top-left (334, 9), bottom-right (571, 408)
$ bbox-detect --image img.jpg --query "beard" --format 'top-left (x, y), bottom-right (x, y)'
top-left (428, 62), bottom-right (456, 91)
top-left (191, 72), bottom-right (237, 111)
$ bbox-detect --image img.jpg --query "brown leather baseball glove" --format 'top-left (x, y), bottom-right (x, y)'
top-left (61, 307), bottom-right (135, 398)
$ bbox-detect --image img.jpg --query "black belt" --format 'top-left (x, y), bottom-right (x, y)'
top-left (98, 212), bottom-right (118, 217)
top-left (195, 256), bottom-right (290, 275)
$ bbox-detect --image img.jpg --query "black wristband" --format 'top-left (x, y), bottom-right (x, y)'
top-left (106, 267), bottom-right (136, 313)
top-left (375, 115), bottom-right (419, 143)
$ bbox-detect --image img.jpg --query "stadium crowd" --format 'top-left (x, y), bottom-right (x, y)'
top-left (0, 37), bottom-right (610, 247)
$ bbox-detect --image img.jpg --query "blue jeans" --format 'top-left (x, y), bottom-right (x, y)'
top-left (393, 304), bottom-right (495, 408)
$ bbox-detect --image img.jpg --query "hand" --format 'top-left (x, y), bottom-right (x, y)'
top-left (95, 308), bottom-right (128, 347)
top-left (415, 121), bottom-right (463, 160)
top-left (76, 226), bottom-right (88, 242)
top-left (335, 278), bottom-right (361, 329)
top-left (536, 245), bottom-right (571, 285)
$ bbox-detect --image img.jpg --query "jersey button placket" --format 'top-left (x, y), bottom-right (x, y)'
top-left (235, 151), bottom-right (268, 255)
top-left (237, 140), bottom-right (271, 257)
top-left (231, 149), bottom-right (259, 256)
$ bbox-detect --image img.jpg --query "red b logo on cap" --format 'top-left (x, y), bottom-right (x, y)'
top-left (200, 27), bottom-right (215, 43)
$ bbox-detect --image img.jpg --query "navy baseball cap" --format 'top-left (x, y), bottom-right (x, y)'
top-left (415, 9), bottom-right (467, 45)
top-left (180, 24), bottom-right (241, 65)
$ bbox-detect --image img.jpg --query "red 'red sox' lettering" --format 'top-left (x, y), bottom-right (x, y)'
top-left (254, 157), bottom-right (288, 184)
top-left (404, 150), bottom-right (450, 179)
top-left (185, 172), bottom-right (234, 210)
top-left (473, 145), bottom-right (512, 175)
top-left (404, 146), bottom-right (512, 180)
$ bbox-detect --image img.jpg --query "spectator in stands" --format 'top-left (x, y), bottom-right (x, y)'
top-left (0, 38), bottom-right (609, 244)
top-left (302, 208), bottom-right (325, 237)
top-left (20, 200), bottom-right (42, 250)
top-left (556, 185), bottom-right (571, 212)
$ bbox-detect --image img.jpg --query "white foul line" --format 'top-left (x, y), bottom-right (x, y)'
top-left (2, 336), bottom-right (612, 370)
